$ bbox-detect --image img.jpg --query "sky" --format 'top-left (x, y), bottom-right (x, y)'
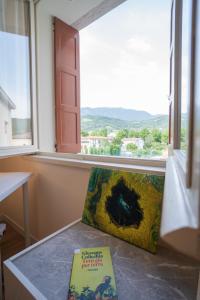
top-left (181, 0), bottom-right (191, 114)
top-left (0, 31), bottom-right (31, 118)
top-left (80, 0), bottom-right (171, 115)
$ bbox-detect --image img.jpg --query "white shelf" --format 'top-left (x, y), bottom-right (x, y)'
top-left (0, 172), bottom-right (31, 202)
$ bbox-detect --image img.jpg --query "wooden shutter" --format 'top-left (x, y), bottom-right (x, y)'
top-left (54, 17), bottom-right (81, 153)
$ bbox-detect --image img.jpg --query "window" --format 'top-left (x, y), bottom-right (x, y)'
top-left (0, 0), bottom-right (34, 148)
top-left (169, 0), bottom-right (196, 187)
top-left (79, 0), bottom-right (171, 160)
top-left (54, 0), bottom-right (171, 160)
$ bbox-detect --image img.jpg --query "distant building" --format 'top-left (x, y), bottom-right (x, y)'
top-left (81, 136), bottom-right (113, 153)
top-left (0, 86), bottom-right (16, 146)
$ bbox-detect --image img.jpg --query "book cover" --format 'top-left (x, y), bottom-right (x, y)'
top-left (67, 247), bottom-right (118, 300)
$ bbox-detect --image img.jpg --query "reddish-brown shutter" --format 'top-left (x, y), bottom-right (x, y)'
top-left (54, 17), bottom-right (81, 153)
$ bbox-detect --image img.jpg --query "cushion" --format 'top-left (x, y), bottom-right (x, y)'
top-left (82, 168), bottom-right (165, 253)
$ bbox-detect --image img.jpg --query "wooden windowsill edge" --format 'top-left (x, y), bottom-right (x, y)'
top-left (24, 154), bottom-right (166, 174)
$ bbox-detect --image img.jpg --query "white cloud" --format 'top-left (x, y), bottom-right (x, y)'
top-left (127, 37), bottom-right (152, 53)
top-left (79, 0), bottom-right (170, 115)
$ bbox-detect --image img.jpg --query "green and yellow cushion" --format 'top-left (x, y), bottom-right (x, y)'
top-left (82, 168), bottom-right (165, 253)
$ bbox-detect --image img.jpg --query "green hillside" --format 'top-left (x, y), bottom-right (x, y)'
top-left (81, 114), bottom-right (169, 132)
top-left (81, 107), bottom-right (152, 121)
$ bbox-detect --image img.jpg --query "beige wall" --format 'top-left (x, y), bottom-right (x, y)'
top-left (0, 154), bottom-right (199, 260)
top-left (0, 156), bottom-right (90, 240)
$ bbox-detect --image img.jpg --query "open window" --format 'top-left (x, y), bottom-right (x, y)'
top-left (54, 0), bottom-right (171, 161)
top-left (0, 0), bottom-right (37, 154)
top-left (169, 0), bottom-right (196, 187)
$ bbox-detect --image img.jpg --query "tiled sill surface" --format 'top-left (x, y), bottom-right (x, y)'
top-left (4, 221), bottom-right (199, 300)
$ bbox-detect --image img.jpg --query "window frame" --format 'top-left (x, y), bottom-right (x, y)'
top-left (54, 15), bottom-right (171, 162)
top-left (1, 0), bottom-right (170, 165)
top-left (169, 0), bottom-right (196, 188)
top-left (0, 0), bottom-right (38, 158)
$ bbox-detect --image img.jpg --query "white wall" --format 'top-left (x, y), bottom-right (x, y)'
top-left (0, 101), bottom-right (12, 146)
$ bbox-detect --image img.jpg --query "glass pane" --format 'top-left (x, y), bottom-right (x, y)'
top-left (80, 0), bottom-right (171, 159)
top-left (0, 0), bottom-right (32, 147)
top-left (181, 0), bottom-right (191, 151)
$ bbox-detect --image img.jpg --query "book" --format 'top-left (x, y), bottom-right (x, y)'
top-left (67, 247), bottom-right (118, 300)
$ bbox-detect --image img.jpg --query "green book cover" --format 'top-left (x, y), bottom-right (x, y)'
top-left (67, 247), bottom-right (118, 300)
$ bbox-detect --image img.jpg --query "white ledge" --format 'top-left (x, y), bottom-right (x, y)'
top-left (0, 147), bottom-right (38, 159)
top-left (161, 156), bottom-right (199, 259)
top-left (25, 154), bottom-right (166, 175)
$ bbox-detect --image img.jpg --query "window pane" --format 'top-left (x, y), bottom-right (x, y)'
top-left (80, 0), bottom-right (170, 159)
top-left (181, 0), bottom-right (191, 151)
top-left (0, 0), bottom-right (32, 147)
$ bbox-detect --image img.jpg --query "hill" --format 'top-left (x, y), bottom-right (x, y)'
top-left (81, 107), bottom-right (152, 121)
top-left (81, 114), bottom-right (169, 132)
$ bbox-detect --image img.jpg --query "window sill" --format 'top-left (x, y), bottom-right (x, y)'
top-left (160, 154), bottom-right (199, 259)
top-left (0, 146), bottom-right (39, 159)
top-left (25, 152), bottom-right (166, 174)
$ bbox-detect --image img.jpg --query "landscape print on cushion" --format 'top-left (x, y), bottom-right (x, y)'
top-left (82, 168), bottom-right (165, 253)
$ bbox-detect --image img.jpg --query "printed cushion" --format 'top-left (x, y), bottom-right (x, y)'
top-left (82, 168), bottom-right (165, 253)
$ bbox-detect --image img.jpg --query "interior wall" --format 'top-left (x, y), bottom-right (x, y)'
top-left (0, 156), bottom-right (90, 240)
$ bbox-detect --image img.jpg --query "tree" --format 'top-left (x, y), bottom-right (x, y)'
top-left (99, 128), bottom-right (108, 137)
top-left (110, 143), bottom-right (121, 156)
top-left (109, 137), bottom-right (122, 156)
top-left (128, 130), bottom-right (139, 138)
top-left (90, 130), bottom-right (98, 136)
top-left (181, 128), bottom-right (187, 142)
top-left (152, 129), bottom-right (162, 143)
top-left (81, 130), bottom-right (89, 137)
top-left (144, 134), bottom-right (153, 149)
top-left (139, 128), bottom-right (150, 139)
top-left (116, 129), bottom-right (129, 140)
top-left (126, 143), bottom-right (138, 152)
top-left (90, 128), bottom-right (108, 137)
top-left (161, 129), bottom-right (169, 144)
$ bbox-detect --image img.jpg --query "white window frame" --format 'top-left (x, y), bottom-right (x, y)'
top-left (0, 0), bottom-right (38, 158)
top-left (171, 0), bottom-right (196, 188)
top-left (0, 0), bottom-right (168, 169)
top-left (60, 5), bottom-right (170, 165)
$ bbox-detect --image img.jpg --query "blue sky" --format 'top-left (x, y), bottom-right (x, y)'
top-left (80, 0), bottom-right (171, 115)
top-left (0, 31), bottom-right (31, 118)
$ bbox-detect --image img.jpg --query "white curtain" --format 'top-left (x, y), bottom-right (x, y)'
top-left (0, 0), bottom-right (29, 36)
